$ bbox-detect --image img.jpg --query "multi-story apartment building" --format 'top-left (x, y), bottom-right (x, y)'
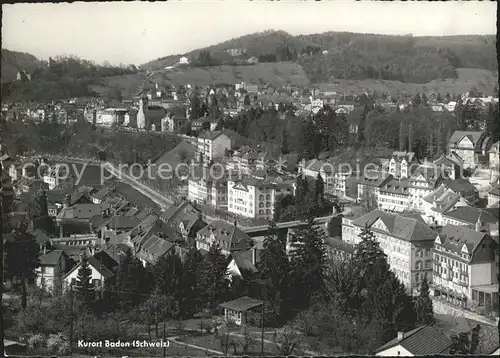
top-left (378, 178), bottom-right (411, 213)
top-left (333, 172), bottom-right (352, 197)
top-left (299, 159), bottom-right (335, 193)
top-left (357, 170), bottom-right (393, 202)
top-left (432, 225), bottom-right (498, 309)
top-left (43, 164), bottom-right (69, 190)
top-left (195, 220), bottom-right (254, 255)
top-left (447, 131), bottom-right (492, 169)
top-left (342, 210), bottom-right (438, 291)
top-left (188, 176), bottom-right (228, 210)
top-left (388, 151), bottom-right (418, 179)
top-left (421, 184), bottom-right (469, 226)
top-left (408, 165), bottom-right (444, 212)
top-left (488, 141), bottom-right (499, 170)
top-left (196, 131), bottom-right (231, 163)
top-left (227, 177), bottom-right (294, 220)
top-left (226, 146), bottom-right (259, 174)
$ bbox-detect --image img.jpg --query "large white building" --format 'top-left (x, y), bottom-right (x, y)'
top-left (432, 225), bottom-right (498, 310)
top-left (188, 176), bottom-right (228, 210)
top-left (342, 210), bottom-right (438, 291)
top-left (197, 131), bottom-right (231, 163)
top-left (43, 164), bottom-right (69, 190)
top-left (95, 108), bottom-right (128, 126)
top-left (227, 177), bottom-right (294, 220)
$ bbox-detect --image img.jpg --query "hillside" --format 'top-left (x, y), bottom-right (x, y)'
top-left (1, 49), bottom-right (42, 82)
top-left (314, 68), bottom-right (498, 96)
top-left (90, 62), bottom-right (310, 98)
top-left (144, 31), bottom-right (497, 84)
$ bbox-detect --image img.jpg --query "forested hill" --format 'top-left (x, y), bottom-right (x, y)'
top-left (1, 49), bottom-right (42, 82)
top-left (144, 30), bottom-right (497, 84)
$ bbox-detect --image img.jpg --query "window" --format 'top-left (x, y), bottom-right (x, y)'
top-left (259, 195), bottom-right (264, 201)
top-left (416, 273), bottom-right (420, 282)
top-left (259, 202), bottom-right (264, 208)
top-left (266, 209), bottom-right (270, 214)
top-left (266, 194), bottom-right (271, 200)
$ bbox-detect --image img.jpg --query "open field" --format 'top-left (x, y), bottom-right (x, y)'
top-left (90, 62), bottom-right (310, 98)
top-left (316, 68), bottom-right (498, 95)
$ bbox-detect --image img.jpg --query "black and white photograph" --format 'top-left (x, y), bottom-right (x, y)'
top-left (0, 1), bottom-right (499, 357)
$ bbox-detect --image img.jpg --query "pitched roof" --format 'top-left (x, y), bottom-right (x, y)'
top-left (160, 200), bottom-right (200, 223)
top-left (374, 325), bottom-right (453, 355)
top-left (198, 130), bottom-right (228, 141)
top-left (352, 210), bottom-right (437, 242)
top-left (442, 207), bottom-right (497, 225)
top-left (231, 251), bottom-right (258, 278)
top-left (64, 255), bottom-right (115, 280)
top-left (39, 250), bottom-right (65, 266)
top-left (488, 185), bottom-right (500, 197)
top-left (197, 220), bottom-right (253, 248)
top-left (56, 204), bottom-right (102, 220)
top-left (219, 296), bottom-right (263, 312)
top-left (443, 179), bottom-right (478, 193)
top-left (438, 225), bottom-right (490, 254)
top-left (448, 130), bottom-right (484, 147)
top-left (379, 178), bottom-right (410, 195)
top-left (391, 151), bottom-right (416, 163)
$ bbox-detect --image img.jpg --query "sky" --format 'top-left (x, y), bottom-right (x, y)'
top-left (2, 1), bottom-right (497, 66)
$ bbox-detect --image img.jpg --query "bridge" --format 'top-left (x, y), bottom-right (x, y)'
top-left (242, 215), bottom-right (333, 237)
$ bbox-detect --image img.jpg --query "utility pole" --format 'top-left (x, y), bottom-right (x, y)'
top-left (163, 322), bottom-right (166, 357)
top-left (69, 285), bottom-right (74, 355)
top-left (0, 161), bottom-right (5, 357)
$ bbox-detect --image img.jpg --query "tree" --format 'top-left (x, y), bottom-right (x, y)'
top-left (113, 248), bottom-right (150, 311)
top-left (4, 224), bottom-right (40, 308)
top-left (181, 248), bottom-right (205, 316)
top-left (199, 243), bottom-right (230, 309)
top-left (314, 173), bottom-right (325, 206)
top-left (154, 251), bottom-right (183, 318)
top-left (351, 227), bottom-right (417, 341)
top-left (289, 216), bottom-right (327, 309)
top-left (214, 117), bottom-right (224, 131)
top-left (75, 252), bottom-right (96, 305)
top-left (413, 93), bottom-right (422, 107)
top-left (256, 222), bottom-right (291, 323)
top-left (244, 95), bottom-right (251, 106)
top-left (414, 274), bottom-right (434, 325)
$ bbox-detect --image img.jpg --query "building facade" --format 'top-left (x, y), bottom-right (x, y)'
top-left (342, 210), bottom-right (438, 291)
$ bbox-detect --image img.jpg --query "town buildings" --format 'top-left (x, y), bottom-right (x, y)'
top-left (374, 325), bottom-right (453, 356)
top-left (35, 249), bottom-right (69, 294)
top-left (342, 210), bottom-right (438, 291)
top-left (447, 131), bottom-right (492, 169)
top-left (196, 131), bottom-right (231, 163)
top-left (432, 225), bottom-right (498, 309)
top-left (195, 220), bottom-right (254, 255)
top-left (227, 177), bottom-right (294, 220)
top-left (299, 159), bottom-right (335, 194)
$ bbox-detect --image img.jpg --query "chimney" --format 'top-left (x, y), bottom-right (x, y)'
top-left (43, 245), bottom-right (47, 255)
top-left (397, 332), bottom-right (405, 341)
top-left (234, 220), bottom-right (237, 227)
top-left (59, 225), bottom-right (63, 239)
top-left (252, 247), bottom-right (257, 265)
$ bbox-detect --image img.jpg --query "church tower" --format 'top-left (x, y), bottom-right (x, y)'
top-left (137, 95), bottom-right (148, 130)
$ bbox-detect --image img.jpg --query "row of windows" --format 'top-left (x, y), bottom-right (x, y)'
top-left (229, 204), bottom-right (253, 214)
top-left (434, 265), bottom-right (468, 282)
top-left (435, 249), bottom-right (469, 261)
top-left (415, 248), bottom-right (432, 258)
top-left (415, 260), bottom-right (432, 270)
top-left (258, 202), bottom-right (272, 208)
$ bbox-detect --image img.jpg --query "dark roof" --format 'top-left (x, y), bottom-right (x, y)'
top-left (442, 207), bottom-right (497, 225)
top-left (219, 296), bottom-right (263, 312)
top-left (352, 210), bottom-right (437, 242)
top-left (108, 215), bottom-right (141, 230)
top-left (374, 325), bottom-right (453, 355)
top-left (448, 131), bottom-right (484, 147)
top-left (39, 250), bottom-right (64, 266)
top-left (443, 179), bottom-right (478, 193)
top-left (437, 225), bottom-right (492, 254)
top-left (64, 255), bottom-right (115, 280)
top-left (197, 220), bottom-right (253, 249)
top-left (231, 251), bottom-right (258, 277)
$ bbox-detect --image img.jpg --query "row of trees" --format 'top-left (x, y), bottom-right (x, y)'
top-left (0, 118), bottom-right (181, 165)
